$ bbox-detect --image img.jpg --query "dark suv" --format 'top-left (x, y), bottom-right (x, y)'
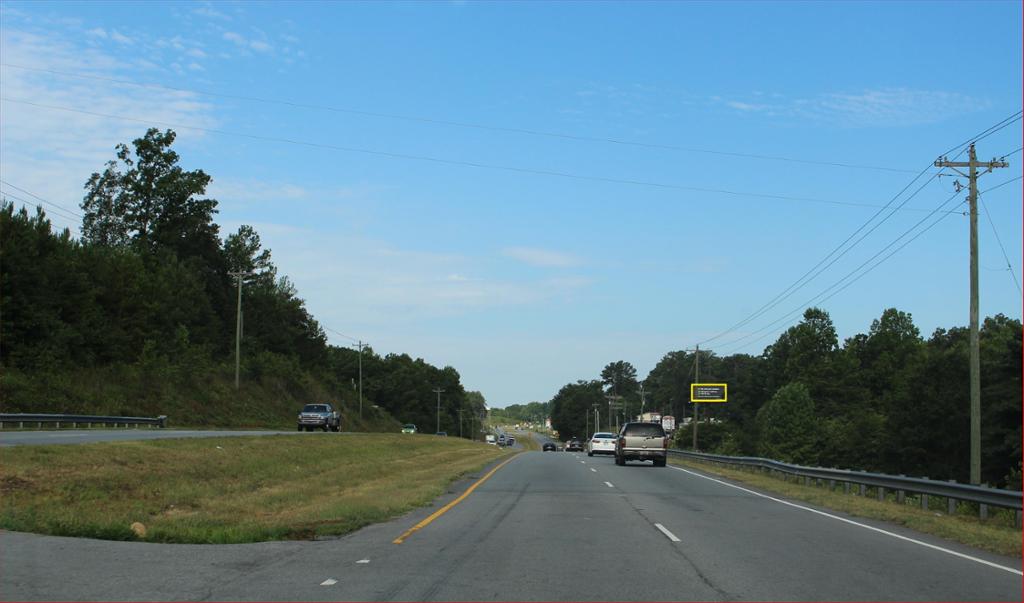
top-left (615, 422), bottom-right (668, 466)
top-left (565, 437), bottom-right (583, 452)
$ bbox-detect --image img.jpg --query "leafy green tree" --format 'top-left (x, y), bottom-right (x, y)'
top-left (644, 351), bottom-right (693, 422)
top-left (755, 382), bottom-right (819, 465)
top-left (601, 360), bottom-right (639, 420)
top-left (224, 225), bottom-right (276, 284)
top-left (81, 129), bottom-right (220, 257)
top-left (550, 380), bottom-right (604, 440)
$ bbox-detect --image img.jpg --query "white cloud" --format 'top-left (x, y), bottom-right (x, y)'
top-left (502, 246), bottom-right (581, 268)
top-left (0, 28), bottom-right (217, 234)
top-left (109, 30), bottom-right (134, 45)
top-left (223, 31), bottom-right (274, 54)
top-left (187, 62), bottom-right (204, 71)
top-left (719, 88), bottom-right (987, 127)
top-left (193, 5), bottom-right (230, 20)
top-left (726, 101), bottom-right (766, 112)
top-left (86, 27), bottom-right (107, 39)
top-left (223, 31), bottom-right (246, 45)
top-left (185, 47), bottom-right (207, 59)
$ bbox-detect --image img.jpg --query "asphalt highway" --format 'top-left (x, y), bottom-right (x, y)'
top-left (1, 443), bottom-right (1020, 601)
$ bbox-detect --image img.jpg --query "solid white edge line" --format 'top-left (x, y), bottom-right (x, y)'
top-left (604, 481), bottom-right (614, 488)
top-left (668, 464), bottom-right (1023, 576)
top-left (655, 523), bottom-right (681, 542)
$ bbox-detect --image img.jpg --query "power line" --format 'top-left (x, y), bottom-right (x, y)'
top-left (0, 96), bottom-right (969, 215)
top-left (697, 111), bottom-right (1022, 347)
top-left (715, 174), bottom-right (1019, 356)
top-left (0, 190), bottom-right (82, 223)
top-left (716, 188), bottom-right (967, 355)
top-left (0, 181), bottom-right (83, 219)
top-left (0, 62), bottom-right (929, 175)
top-left (978, 176), bottom-right (1023, 295)
top-left (323, 326), bottom-right (361, 344)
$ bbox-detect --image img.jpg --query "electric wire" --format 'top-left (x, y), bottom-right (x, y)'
top-left (323, 327), bottom-right (361, 344)
top-left (715, 188), bottom-right (967, 355)
top-left (697, 111), bottom-right (1022, 347)
top-left (0, 180), bottom-right (84, 218)
top-left (0, 188), bottom-right (82, 222)
top-left (0, 62), bottom-right (930, 175)
top-left (715, 174), bottom-right (1021, 355)
top-left (0, 96), bottom-right (960, 214)
top-left (978, 176), bottom-right (1023, 295)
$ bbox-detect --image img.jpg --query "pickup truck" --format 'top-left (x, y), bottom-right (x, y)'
top-left (297, 403), bottom-right (342, 432)
top-left (614, 422), bottom-right (668, 466)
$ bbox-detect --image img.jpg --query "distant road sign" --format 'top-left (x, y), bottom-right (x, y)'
top-left (691, 383), bottom-right (727, 402)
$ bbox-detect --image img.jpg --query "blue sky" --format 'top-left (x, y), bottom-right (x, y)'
top-left (1, 1), bottom-right (1021, 408)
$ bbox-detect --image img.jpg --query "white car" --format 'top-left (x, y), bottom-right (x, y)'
top-left (485, 434), bottom-right (497, 445)
top-left (587, 432), bottom-right (617, 456)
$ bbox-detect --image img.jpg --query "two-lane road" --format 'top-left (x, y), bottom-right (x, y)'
top-left (2, 446), bottom-right (1020, 601)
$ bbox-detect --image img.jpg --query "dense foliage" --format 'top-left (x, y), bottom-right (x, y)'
top-left (548, 307), bottom-right (1022, 488)
top-left (0, 129), bottom-right (485, 434)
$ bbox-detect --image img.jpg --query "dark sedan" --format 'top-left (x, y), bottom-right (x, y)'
top-left (565, 438), bottom-right (583, 452)
top-left (542, 442), bottom-right (557, 452)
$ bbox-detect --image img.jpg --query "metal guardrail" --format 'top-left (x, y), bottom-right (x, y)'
top-left (668, 449), bottom-right (1022, 522)
top-left (0, 413), bottom-right (168, 429)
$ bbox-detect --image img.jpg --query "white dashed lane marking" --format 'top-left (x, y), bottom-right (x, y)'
top-left (655, 523), bottom-right (681, 542)
top-left (320, 579), bottom-right (338, 586)
top-left (604, 481), bottom-right (614, 488)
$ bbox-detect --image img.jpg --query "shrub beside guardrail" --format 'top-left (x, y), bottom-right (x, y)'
top-left (0, 413), bottom-right (168, 429)
top-left (668, 448), bottom-right (1023, 527)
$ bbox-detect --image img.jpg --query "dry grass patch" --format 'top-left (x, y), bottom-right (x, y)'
top-left (0, 434), bottom-right (509, 543)
top-left (669, 457), bottom-right (1021, 558)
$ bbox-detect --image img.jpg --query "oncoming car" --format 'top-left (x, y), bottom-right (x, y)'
top-left (401, 424), bottom-right (418, 434)
top-left (542, 442), bottom-right (557, 452)
top-left (587, 432), bottom-right (617, 456)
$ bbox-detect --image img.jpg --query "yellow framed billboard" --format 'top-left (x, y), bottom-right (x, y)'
top-left (691, 383), bottom-right (727, 403)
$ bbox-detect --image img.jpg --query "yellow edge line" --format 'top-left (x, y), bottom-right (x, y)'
top-left (392, 453), bottom-right (520, 544)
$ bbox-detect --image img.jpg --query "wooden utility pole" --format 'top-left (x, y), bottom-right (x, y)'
top-left (357, 340), bottom-right (366, 420)
top-left (693, 345), bottom-right (700, 451)
top-left (228, 271), bottom-right (251, 389)
top-left (433, 388), bottom-right (445, 434)
top-left (935, 144), bottom-right (1008, 485)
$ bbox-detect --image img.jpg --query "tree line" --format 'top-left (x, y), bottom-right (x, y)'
top-left (548, 310), bottom-right (1021, 488)
top-left (0, 128), bottom-right (485, 434)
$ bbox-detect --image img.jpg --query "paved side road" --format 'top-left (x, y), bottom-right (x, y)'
top-left (0, 429), bottom-right (309, 446)
top-left (2, 450), bottom-right (1021, 601)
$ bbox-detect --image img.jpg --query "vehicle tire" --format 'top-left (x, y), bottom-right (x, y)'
top-left (615, 455), bottom-right (624, 466)
top-left (587, 451), bottom-right (593, 457)
top-left (654, 458), bottom-right (666, 467)
top-left (331, 424), bottom-right (340, 432)
top-left (297, 425), bottom-right (302, 432)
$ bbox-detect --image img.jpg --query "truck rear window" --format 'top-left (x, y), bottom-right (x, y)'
top-left (624, 424), bottom-right (665, 437)
top-left (302, 405), bottom-right (328, 412)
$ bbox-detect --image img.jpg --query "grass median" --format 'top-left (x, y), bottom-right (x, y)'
top-left (0, 433), bottom-right (510, 544)
top-left (669, 457), bottom-right (1022, 558)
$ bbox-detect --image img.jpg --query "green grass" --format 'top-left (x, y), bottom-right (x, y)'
top-left (0, 434), bottom-right (510, 543)
top-left (669, 457), bottom-right (1022, 558)
top-left (0, 364), bottom-right (401, 433)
